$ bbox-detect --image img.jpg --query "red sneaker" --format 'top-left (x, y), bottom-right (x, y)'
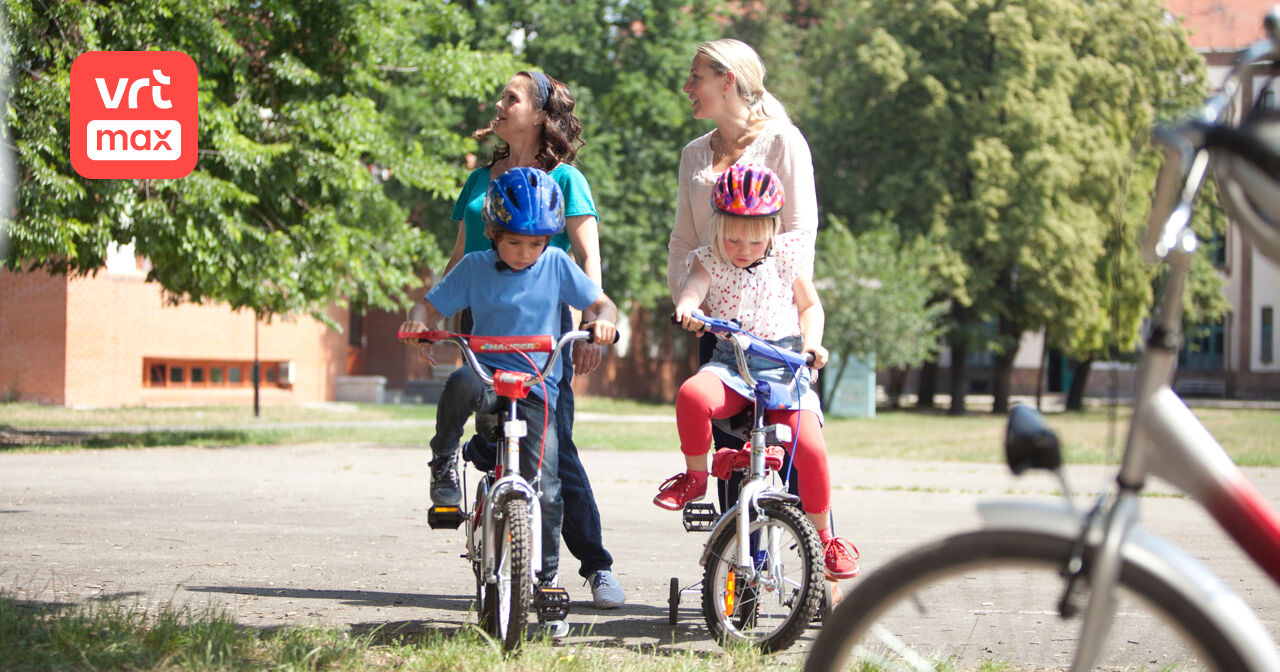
top-left (710, 446), bottom-right (786, 479)
top-left (653, 471), bottom-right (708, 510)
top-left (823, 537), bottom-right (860, 580)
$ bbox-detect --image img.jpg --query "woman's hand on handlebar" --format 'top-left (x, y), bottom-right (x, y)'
top-left (397, 320), bottom-right (437, 365)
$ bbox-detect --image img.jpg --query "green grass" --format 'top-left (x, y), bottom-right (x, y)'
top-left (2, 398), bottom-right (1277, 467)
top-left (0, 594), bottom-right (786, 672)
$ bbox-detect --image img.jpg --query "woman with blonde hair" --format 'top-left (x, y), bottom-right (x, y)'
top-left (667, 38), bottom-right (818, 299)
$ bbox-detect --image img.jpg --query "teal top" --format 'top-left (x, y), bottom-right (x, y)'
top-left (452, 163), bottom-right (598, 254)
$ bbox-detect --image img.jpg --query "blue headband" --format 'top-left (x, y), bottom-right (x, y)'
top-left (529, 72), bottom-right (552, 110)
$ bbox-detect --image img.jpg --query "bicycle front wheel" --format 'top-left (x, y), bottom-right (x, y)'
top-left (483, 496), bottom-right (532, 651)
top-left (804, 529), bottom-right (1248, 672)
top-left (703, 500), bottom-right (824, 653)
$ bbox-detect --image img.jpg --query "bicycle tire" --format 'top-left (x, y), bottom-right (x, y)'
top-left (804, 529), bottom-right (1249, 672)
top-left (483, 496), bottom-right (533, 651)
top-left (702, 499), bottom-right (823, 653)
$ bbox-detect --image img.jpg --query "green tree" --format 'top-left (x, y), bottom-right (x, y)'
top-left (801, 0), bottom-right (1221, 414)
top-left (815, 216), bottom-right (948, 408)
top-left (3, 0), bottom-right (517, 321)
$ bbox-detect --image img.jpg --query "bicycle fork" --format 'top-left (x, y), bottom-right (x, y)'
top-left (478, 399), bottom-right (543, 582)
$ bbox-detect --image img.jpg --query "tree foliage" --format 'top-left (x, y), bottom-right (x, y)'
top-left (815, 215), bottom-right (948, 404)
top-left (797, 0), bottom-right (1225, 410)
top-left (3, 0), bottom-right (518, 320)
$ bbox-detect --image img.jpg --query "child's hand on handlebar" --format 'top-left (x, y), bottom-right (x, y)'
top-left (587, 320), bottom-right (617, 346)
top-left (398, 321), bottom-right (437, 365)
top-left (673, 305), bottom-right (706, 335)
top-left (805, 344), bottom-right (829, 371)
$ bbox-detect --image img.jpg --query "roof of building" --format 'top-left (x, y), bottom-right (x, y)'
top-left (1166, 0), bottom-right (1275, 51)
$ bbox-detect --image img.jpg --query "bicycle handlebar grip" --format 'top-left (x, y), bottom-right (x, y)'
top-left (397, 329), bottom-right (451, 343)
top-left (579, 322), bottom-right (621, 344)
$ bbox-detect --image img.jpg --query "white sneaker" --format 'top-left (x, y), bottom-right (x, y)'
top-left (587, 570), bottom-right (625, 609)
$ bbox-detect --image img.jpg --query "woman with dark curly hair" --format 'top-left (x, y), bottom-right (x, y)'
top-left (433, 70), bottom-right (625, 613)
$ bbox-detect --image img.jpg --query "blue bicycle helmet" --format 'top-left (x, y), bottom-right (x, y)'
top-left (482, 166), bottom-right (565, 236)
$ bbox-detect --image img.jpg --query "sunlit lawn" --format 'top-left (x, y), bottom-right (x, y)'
top-left (2, 397), bottom-right (1277, 466)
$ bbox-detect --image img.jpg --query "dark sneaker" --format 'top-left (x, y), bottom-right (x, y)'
top-left (429, 459), bottom-right (462, 507)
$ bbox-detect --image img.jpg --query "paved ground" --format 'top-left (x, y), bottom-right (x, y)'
top-left (2, 438), bottom-right (1279, 662)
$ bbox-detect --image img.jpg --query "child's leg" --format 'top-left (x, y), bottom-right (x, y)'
top-left (517, 395), bottom-right (561, 583)
top-left (428, 366), bottom-right (492, 467)
top-left (676, 370), bottom-right (752, 469)
top-left (767, 408), bottom-right (860, 579)
top-left (655, 372), bottom-right (750, 510)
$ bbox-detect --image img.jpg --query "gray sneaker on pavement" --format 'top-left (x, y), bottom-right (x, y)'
top-left (587, 570), bottom-right (625, 609)
top-left (429, 459), bottom-right (461, 507)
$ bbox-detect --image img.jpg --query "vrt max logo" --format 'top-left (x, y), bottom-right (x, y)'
top-left (71, 51), bottom-right (198, 179)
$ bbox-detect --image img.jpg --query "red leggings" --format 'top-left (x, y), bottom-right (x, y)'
top-left (676, 370), bottom-right (831, 515)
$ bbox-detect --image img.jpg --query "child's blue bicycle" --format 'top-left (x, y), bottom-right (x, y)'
top-left (667, 311), bottom-right (827, 653)
top-left (399, 328), bottom-right (601, 650)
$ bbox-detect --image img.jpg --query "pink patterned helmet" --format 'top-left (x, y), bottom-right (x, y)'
top-left (711, 163), bottom-right (785, 217)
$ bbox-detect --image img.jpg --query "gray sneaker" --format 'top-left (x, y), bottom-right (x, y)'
top-left (587, 570), bottom-right (625, 609)
top-left (429, 459), bottom-right (461, 507)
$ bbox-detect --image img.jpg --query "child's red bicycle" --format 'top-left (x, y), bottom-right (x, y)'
top-left (398, 327), bottom-right (603, 650)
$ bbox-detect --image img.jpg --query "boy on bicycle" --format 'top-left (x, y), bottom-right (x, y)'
top-left (398, 167), bottom-right (618, 635)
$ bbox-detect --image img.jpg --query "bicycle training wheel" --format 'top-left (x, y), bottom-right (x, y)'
top-left (483, 496), bottom-right (533, 651)
top-left (803, 529), bottom-right (1248, 672)
top-left (702, 500), bottom-right (823, 653)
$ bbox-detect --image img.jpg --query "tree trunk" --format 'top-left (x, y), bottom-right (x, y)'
top-left (1066, 357), bottom-right (1093, 411)
top-left (992, 315), bottom-right (1020, 415)
top-left (886, 367), bottom-right (908, 410)
top-left (917, 361), bottom-right (938, 409)
top-left (949, 340), bottom-right (967, 415)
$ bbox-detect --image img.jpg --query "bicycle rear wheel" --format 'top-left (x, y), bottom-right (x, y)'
top-left (804, 530), bottom-right (1247, 672)
top-left (483, 496), bottom-right (532, 651)
top-left (703, 500), bottom-right (823, 653)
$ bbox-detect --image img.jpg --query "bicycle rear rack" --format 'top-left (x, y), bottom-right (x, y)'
top-left (683, 502), bottom-right (719, 532)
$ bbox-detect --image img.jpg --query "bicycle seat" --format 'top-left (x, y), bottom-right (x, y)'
top-left (711, 407), bottom-right (754, 442)
top-left (463, 434), bottom-right (498, 472)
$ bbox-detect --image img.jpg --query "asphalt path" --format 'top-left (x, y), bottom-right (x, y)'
top-left (2, 438), bottom-right (1279, 663)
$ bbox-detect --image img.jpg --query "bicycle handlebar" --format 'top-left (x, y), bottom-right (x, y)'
top-left (396, 327), bottom-right (614, 389)
top-left (671, 311), bottom-right (815, 370)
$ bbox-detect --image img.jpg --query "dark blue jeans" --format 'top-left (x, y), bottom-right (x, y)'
top-left (429, 365), bottom-right (563, 580)
top-left (557, 304), bottom-right (614, 578)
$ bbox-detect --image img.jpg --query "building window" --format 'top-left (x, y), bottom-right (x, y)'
top-left (1179, 321), bottom-right (1226, 371)
top-left (1263, 306), bottom-right (1275, 364)
top-left (143, 359), bottom-right (286, 389)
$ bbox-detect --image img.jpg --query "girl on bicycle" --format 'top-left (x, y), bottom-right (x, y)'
top-left (655, 163), bottom-right (860, 580)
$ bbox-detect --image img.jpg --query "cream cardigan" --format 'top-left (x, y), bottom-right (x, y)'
top-left (667, 119), bottom-right (819, 299)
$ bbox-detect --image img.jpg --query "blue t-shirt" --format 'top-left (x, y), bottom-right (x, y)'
top-left (425, 247), bottom-right (601, 407)
top-left (452, 164), bottom-right (598, 254)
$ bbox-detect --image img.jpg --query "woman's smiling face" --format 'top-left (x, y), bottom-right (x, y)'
top-left (683, 56), bottom-right (726, 120)
top-left (492, 74), bottom-right (544, 140)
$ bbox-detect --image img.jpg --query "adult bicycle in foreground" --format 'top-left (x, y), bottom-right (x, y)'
top-left (399, 327), bottom-right (605, 651)
top-left (805, 11), bottom-right (1280, 672)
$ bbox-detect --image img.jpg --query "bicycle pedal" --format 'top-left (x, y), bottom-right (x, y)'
top-left (427, 505), bottom-right (466, 529)
top-left (534, 586), bottom-right (570, 621)
top-left (682, 502), bottom-right (719, 532)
